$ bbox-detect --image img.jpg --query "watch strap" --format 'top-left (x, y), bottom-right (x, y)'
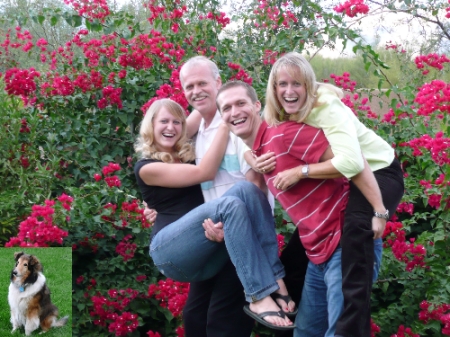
top-left (373, 209), bottom-right (389, 220)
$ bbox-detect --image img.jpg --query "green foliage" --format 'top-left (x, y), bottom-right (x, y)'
top-left (0, 82), bottom-right (56, 242)
top-left (66, 179), bottom-right (170, 336)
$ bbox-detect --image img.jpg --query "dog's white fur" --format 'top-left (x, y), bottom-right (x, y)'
top-left (8, 272), bottom-right (47, 335)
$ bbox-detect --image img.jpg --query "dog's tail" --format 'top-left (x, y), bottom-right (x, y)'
top-left (52, 316), bottom-right (69, 327)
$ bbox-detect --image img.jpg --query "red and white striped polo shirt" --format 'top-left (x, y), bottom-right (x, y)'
top-left (253, 121), bottom-right (349, 264)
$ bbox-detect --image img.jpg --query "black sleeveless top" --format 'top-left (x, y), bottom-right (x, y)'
top-left (134, 158), bottom-right (205, 237)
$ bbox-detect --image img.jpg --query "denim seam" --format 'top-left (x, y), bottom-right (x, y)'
top-left (244, 282), bottom-right (279, 303)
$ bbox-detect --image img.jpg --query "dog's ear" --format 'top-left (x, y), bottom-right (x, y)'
top-left (28, 255), bottom-right (42, 272)
top-left (14, 252), bottom-right (24, 261)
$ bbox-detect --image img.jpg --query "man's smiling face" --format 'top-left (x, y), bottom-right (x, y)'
top-left (217, 85), bottom-right (261, 140)
top-left (181, 64), bottom-right (221, 115)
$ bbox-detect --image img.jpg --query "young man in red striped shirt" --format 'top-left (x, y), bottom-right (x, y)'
top-left (216, 80), bottom-right (349, 337)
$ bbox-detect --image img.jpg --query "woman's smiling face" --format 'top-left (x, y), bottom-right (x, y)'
top-left (153, 107), bottom-right (183, 153)
top-left (275, 67), bottom-right (307, 115)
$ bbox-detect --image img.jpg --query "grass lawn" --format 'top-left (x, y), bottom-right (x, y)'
top-left (0, 248), bottom-right (72, 337)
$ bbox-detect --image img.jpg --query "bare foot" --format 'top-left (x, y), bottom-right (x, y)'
top-left (274, 279), bottom-right (296, 314)
top-left (248, 296), bottom-right (293, 327)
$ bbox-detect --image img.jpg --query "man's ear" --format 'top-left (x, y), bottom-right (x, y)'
top-left (255, 100), bottom-right (262, 113)
top-left (216, 76), bottom-right (222, 89)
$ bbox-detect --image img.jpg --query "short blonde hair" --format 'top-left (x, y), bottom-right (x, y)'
top-left (134, 99), bottom-right (195, 163)
top-left (180, 56), bottom-right (221, 87)
top-left (264, 52), bottom-right (343, 126)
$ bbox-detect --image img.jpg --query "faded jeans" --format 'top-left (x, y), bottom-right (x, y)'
top-left (150, 181), bottom-right (285, 302)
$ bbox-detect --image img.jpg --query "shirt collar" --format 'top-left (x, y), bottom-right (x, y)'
top-left (199, 111), bottom-right (221, 133)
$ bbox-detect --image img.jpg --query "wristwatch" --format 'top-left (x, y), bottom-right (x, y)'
top-left (301, 164), bottom-right (309, 178)
top-left (373, 209), bottom-right (389, 220)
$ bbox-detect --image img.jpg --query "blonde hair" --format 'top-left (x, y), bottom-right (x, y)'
top-left (134, 99), bottom-right (195, 163)
top-left (264, 52), bottom-right (343, 126)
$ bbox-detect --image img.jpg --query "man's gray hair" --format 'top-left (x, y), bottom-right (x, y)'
top-left (180, 56), bottom-right (221, 86)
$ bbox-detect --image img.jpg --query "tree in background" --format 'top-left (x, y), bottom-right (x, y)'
top-left (0, 0), bottom-right (449, 336)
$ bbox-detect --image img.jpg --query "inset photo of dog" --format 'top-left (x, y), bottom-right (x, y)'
top-left (0, 248), bottom-right (71, 336)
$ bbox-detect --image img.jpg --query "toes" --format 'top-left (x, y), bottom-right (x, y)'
top-left (288, 300), bottom-right (296, 312)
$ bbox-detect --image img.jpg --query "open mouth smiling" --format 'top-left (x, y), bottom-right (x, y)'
top-left (283, 97), bottom-right (298, 103)
top-left (193, 95), bottom-right (207, 102)
top-left (162, 133), bottom-right (175, 138)
top-left (231, 118), bottom-right (247, 126)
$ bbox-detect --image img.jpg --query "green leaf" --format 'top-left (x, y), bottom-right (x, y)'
top-left (118, 113), bottom-right (128, 125)
top-left (91, 21), bottom-right (102, 32)
top-left (93, 215), bottom-right (103, 223)
top-left (50, 16), bottom-right (59, 26)
top-left (64, 14), bottom-right (82, 27)
top-left (377, 79), bottom-right (384, 91)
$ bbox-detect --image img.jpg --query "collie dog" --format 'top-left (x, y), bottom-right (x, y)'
top-left (8, 251), bottom-right (69, 336)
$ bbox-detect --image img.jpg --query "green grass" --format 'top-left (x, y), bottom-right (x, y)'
top-left (0, 248), bottom-right (72, 337)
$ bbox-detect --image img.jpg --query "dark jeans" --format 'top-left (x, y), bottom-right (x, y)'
top-left (335, 158), bottom-right (404, 337)
top-left (183, 258), bottom-right (254, 337)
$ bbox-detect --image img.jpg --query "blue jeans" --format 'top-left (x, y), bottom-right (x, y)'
top-left (150, 181), bottom-right (285, 303)
top-left (293, 241), bottom-right (383, 337)
top-left (294, 247), bottom-right (343, 337)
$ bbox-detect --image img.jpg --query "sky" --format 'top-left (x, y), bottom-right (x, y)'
top-left (310, 11), bottom-right (433, 58)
